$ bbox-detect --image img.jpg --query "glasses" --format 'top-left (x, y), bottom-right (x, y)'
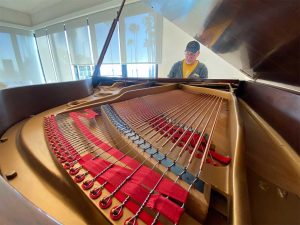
top-left (185, 51), bottom-right (198, 57)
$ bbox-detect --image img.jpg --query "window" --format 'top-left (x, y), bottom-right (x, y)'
top-left (0, 28), bottom-right (43, 88)
top-left (74, 65), bottom-right (93, 79)
top-left (48, 24), bottom-right (73, 82)
top-left (16, 34), bottom-right (44, 84)
top-left (0, 32), bottom-right (19, 80)
top-left (65, 17), bottom-right (93, 65)
top-left (100, 64), bottom-right (122, 77)
top-left (119, 2), bottom-right (163, 64)
top-left (35, 32), bottom-right (57, 83)
top-left (127, 64), bottom-right (156, 78)
top-left (89, 8), bottom-right (122, 77)
top-left (33, 2), bottom-right (163, 81)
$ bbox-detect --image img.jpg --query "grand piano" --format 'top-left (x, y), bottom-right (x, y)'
top-left (0, 0), bottom-right (299, 224)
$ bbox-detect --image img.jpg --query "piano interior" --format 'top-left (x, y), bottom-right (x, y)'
top-left (0, 1), bottom-right (299, 225)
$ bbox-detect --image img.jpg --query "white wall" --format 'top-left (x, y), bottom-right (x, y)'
top-left (158, 18), bottom-right (247, 80)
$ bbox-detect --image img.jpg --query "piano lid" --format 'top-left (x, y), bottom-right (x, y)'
top-left (144, 0), bottom-right (300, 86)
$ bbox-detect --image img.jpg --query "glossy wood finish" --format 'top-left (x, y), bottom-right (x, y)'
top-left (96, 77), bottom-right (240, 86)
top-left (0, 82), bottom-right (248, 225)
top-left (145, 0), bottom-right (300, 86)
top-left (0, 79), bottom-right (93, 137)
top-left (237, 81), bottom-right (300, 154)
top-left (0, 102), bottom-right (109, 225)
top-left (238, 100), bottom-right (300, 224)
top-left (0, 78), bottom-right (298, 224)
top-left (0, 176), bottom-right (59, 225)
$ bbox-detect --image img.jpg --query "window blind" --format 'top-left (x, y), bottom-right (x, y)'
top-left (0, 31), bottom-right (19, 81)
top-left (89, 9), bottom-right (121, 64)
top-left (119, 2), bottom-right (163, 64)
top-left (47, 23), bottom-right (73, 82)
top-left (65, 17), bottom-right (93, 65)
top-left (0, 27), bottom-right (43, 87)
top-left (16, 33), bottom-right (44, 84)
top-left (35, 33), bottom-right (57, 83)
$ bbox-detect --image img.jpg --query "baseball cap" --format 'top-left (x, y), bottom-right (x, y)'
top-left (185, 41), bottom-right (200, 53)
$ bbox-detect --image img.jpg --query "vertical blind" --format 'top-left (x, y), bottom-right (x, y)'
top-left (0, 31), bottom-right (19, 80)
top-left (16, 33), bottom-right (44, 84)
top-left (0, 27), bottom-right (43, 87)
top-left (48, 23), bottom-right (73, 82)
top-left (34, 2), bottom-right (163, 80)
top-left (119, 2), bottom-right (163, 64)
top-left (65, 17), bottom-right (93, 65)
top-left (35, 29), bottom-right (57, 83)
top-left (89, 9), bottom-right (121, 65)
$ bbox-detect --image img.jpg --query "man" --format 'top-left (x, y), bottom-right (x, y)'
top-left (168, 40), bottom-right (208, 79)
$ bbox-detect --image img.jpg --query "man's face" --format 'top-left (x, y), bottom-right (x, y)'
top-left (184, 51), bottom-right (200, 64)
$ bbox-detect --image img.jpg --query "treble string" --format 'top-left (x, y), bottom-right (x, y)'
top-left (124, 97), bottom-right (223, 225)
top-left (48, 91), bottom-right (224, 225)
top-left (122, 90), bottom-right (190, 125)
top-left (55, 113), bottom-right (142, 171)
top-left (119, 90), bottom-right (195, 128)
top-left (141, 94), bottom-right (207, 135)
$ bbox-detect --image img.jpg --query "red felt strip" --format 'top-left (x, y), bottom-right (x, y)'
top-left (108, 148), bottom-right (140, 170)
top-left (78, 154), bottom-right (94, 164)
top-left (45, 117), bottom-right (157, 224)
top-left (65, 113), bottom-right (189, 224)
top-left (157, 180), bottom-right (188, 203)
top-left (146, 194), bottom-right (184, 224)
top-left (148, 118), bottom-right (232, 165)
top-left (121, 182), bottom-right (149, 204)
top-left (101, 166), bottom-right (132, 187)
top-left (82, 156), bottom-right (150, 203)
top-left (82, 157), bottom-right (111, 174)
top-left (82, 154), bottom-right (186, 223)
top-left (209, 151), bottom-right (231, 165)
top-left (131, 166), bottom-right (188, 203)
top-left (131, 166), bottom-right (160, 189)
top-left (78, 156), bottom-right (155, 225)
top-left (70, 112), bottom-right (141, 170)
top-left (84, 108), bottom-right (98, 118)
top-left (95, 174), bottom-right (155, 225)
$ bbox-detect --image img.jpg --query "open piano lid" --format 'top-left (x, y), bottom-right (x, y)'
top-left (144, 0), bottom-right (300, 86)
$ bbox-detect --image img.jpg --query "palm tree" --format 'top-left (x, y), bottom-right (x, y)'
top-left (143, 15), bottom-right (156, 63)
top-left (128, 23), bottom-right (139, 64)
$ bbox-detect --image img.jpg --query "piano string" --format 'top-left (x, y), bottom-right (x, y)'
top-left (44, 88), bottom-right (232, 224)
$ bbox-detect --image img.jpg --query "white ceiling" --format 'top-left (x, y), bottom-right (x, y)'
top-left (0, 0), bottom-right (63, 14)
top-left (0, 0), bottom-right (117, 27)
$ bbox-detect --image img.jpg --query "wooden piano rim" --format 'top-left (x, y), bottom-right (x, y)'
top-left (0, 83), bottom-right (250, 225)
